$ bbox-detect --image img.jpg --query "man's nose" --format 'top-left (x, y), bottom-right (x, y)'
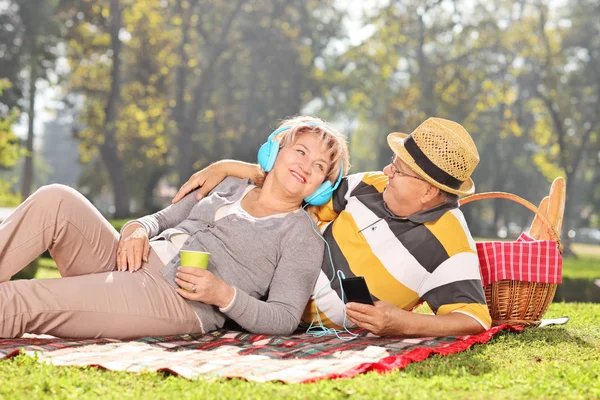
top-left (383, 163), bottom-right (393, 177)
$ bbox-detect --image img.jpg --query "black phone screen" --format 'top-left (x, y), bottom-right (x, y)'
top-left (341, 276), bottom-right (374, 305)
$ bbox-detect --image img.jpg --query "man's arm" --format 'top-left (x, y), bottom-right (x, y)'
top-left (345, 301), bottom-right (485, 337)
top-left (172, 160), bottom-right (263, 203)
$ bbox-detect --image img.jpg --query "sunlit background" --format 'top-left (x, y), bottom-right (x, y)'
top-left (1, 0), bottom-right (599, 246)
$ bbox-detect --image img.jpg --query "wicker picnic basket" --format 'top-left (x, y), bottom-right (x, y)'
top-left (460, 191), bottom-right (563, 327)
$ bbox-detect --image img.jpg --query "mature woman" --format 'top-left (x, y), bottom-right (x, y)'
top-left (0, 116), bottom-right (349, 339)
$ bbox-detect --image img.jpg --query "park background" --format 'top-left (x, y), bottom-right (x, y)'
top-left (1, 0), bottom-right (599, 244)
top-left (0, 0), bottom-right (599, 398)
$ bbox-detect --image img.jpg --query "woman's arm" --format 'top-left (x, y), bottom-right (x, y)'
top-left (128, 189), bottom-right (200, 238)
top-left (116, 191), bottom-right (200, 271)
top-left (172, 160), bottom-right (263, 204)
top-left (220, 231), bottom-right (324, 335)
top-left (177, 223), bottom-right (324, 335)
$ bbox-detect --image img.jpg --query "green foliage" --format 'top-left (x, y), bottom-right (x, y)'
top-left (109, 218), bottom-right (130, 233)
top-left (0, 79), bottom-right (22, 206)
top-left (9, 259), bottom-right (39, 280)
top-left (2, 0), bottom-right (599, 228)
top-left (58, 0), bottom-right (345, 215)
top-left (0, 81), bottom-right (20, 166)
top-left (312, 0), bottom-right (600, 234)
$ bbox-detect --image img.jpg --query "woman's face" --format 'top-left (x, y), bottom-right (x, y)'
top-left (271, 132), bottom-right (332, 200)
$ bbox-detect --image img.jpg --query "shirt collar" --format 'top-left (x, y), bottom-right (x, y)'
top-left (384, 199), bottom-right (459, 224)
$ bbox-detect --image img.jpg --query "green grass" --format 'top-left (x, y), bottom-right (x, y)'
top-left (572, 243), bottom-right (600, 258)
top-left (0, 302), bottom-right (598, 399)
top-left (561, 257), bottom-right (600, 280)
top-left (5, 245), bottom-right (599, 399)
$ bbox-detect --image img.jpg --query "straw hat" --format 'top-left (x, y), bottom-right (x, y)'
top-left (387, 117), bottom-right (479, 196)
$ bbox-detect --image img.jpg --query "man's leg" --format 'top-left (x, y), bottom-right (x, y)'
top-left (0, 249), bottom-right (202, 339)
top-left (0, 184), bottom-right (120, 282)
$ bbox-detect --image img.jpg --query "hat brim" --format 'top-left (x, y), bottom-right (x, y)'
top-left (387, 132), bottom-right (475, 197)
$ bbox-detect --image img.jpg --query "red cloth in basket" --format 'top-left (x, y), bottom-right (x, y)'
top-left (476, 233), bottom-right (562, 286)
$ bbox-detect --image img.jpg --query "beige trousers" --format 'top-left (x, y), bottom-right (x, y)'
top-left (0, 184), bottom-right (202, 339)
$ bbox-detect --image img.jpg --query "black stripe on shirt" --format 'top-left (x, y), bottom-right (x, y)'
top-left (320, 223), bottom-right (380, 302)
top-left (399, 224), bottom-right (450, 274)
top-left (332, 177), bottom-right (351, 213)
top-left (421, 279), bottom-right (487, 313)
top-left (351, 180), bottom-right (383, 196)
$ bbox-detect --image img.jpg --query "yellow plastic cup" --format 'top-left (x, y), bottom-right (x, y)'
top-left (179, 250), bottom-right (210, 270)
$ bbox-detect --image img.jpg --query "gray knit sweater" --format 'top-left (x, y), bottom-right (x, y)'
top-left (133, 177), bottom-right (324, 335)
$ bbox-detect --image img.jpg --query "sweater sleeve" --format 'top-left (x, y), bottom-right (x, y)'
top-left (122, 190), bottom-right (199, 238)
top-left (122, 177), bottom-right (245, 238)
top-left (220, 221), bottom-right (324, 335)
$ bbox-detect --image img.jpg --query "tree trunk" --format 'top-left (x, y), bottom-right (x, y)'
top-left (417, 14), bottom-right (435, 117)
top-left (563, 171), bottom-right (576, 237)
top-left (173, 0), bottom-right (192, 187)
top-left (99, 0), bottom-right (130, 218)
top-left (20, 33), bottom-right (38, 200)
top-left (176, 0), bottom-right (244, 186)
top-left (142, 167), bottom-right (166, 214)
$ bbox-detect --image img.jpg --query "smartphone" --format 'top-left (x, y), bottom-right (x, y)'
top-left (341, 276), bottom-right (374, 305)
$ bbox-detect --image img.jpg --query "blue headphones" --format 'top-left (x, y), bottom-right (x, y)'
top-left (257, 124), bottom-right (344, 206)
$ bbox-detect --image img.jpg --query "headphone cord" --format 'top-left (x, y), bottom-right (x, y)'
top-left (301, 206), bottom-right (359, 341)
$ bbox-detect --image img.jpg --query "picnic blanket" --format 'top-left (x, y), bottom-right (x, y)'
top-left (0, 325), bottom-right (521, 383)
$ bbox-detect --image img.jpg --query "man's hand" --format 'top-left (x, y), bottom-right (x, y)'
top-left (172, 164), bottom-right (228, 204)
top-left (172, 160), bottom-right (264, 204)
top-left (175, 266), bottom-right (235, 308)
top-left (346, 300), bottom-right (405, 336)
top-left (346, 300), bottom-right (486, 337)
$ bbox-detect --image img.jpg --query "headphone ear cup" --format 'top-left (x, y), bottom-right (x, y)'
top-left (257, 140), bottom-right (279, 172)
top-left (305, 181), bottom-right (334, 206)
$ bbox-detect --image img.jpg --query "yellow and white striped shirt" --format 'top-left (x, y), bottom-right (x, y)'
top-left (302, 172), bottom-right (492, 330)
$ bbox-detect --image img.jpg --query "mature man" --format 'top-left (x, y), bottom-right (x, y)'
top-left (173, 117), bottom-right (492, 336)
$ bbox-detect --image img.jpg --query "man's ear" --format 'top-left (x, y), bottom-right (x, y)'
top-left (421, 184), bottom-right (440, 204)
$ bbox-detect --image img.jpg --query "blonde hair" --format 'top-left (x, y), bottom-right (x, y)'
top-left (271, 116), bottom-right (350, 185)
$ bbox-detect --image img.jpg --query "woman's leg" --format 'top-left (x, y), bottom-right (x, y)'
top-left (0, 249), bottom-right (202, 339)
top-left (0, 184), bottom-right (120, 282)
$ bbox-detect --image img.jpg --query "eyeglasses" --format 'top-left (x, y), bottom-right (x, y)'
top-left (389, 156), bottom-right (427, 182)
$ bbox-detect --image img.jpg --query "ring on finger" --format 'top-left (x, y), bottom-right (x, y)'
top-left (191, 285), bottom-right (197, 293)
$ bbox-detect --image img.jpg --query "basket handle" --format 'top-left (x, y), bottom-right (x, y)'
top-left (459, 192), bottom-right (563, 253)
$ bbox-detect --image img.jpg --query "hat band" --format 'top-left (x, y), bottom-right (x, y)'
top-left (404, 136), bottom-right (463, 190)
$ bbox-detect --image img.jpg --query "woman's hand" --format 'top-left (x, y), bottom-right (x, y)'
top-left (116, 223), bottom-right (150, 272)
top-left (175, 266), bottom-right (235, 308)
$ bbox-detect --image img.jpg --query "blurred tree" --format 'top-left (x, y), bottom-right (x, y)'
top-left (61, 0), bottom-right (169, 216)
top-left (524, 0), bottom-right (600, 234)
top-left (0, 3), bottom-right (23, 111)
top-left (316, 0), bottom-right (597, 236)
top-left (169, 0), bottom-right (344, 185)
top-left (318, 0), bottom-right (541, 233)
top-left (0, 79), bottom-right (22, 206)
top-left (59, 0), bottom-right (344, 215)
top-left (170, 0), bottom-right (245, 186)
top-left (0, 0), bottom-right (60, 199)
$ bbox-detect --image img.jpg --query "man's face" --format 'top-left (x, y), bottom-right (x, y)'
top-left (382, 155), bottom-right (431, 217)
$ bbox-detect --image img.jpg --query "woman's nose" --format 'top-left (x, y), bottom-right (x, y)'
top-left (299, 161), bottom-right (311, 174)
